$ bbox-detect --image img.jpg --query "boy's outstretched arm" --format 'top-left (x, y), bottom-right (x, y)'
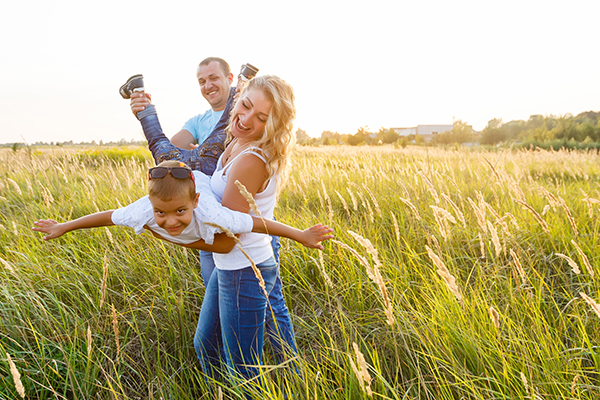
top-left (32, 211), bottom-right (115, 240)
top-left (252, 219), bottom-right (334, 250)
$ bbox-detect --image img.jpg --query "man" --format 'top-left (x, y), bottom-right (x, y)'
top-left (124, 58), bottom-right (300, 370)
top-left (130, 57), bottom-right (234, 150)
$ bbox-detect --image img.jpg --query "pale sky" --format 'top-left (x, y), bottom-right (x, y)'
top-left (1, 0), bottom-right (598, 144)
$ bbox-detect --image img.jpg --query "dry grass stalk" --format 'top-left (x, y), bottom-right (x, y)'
top-left (111, 303), bottom-right (121, 358)
top-left (218, 386), bottom-right (223, 400)
top-left (441, 193), bottom-right (465, 227)
top-left (579, 292), bottom-right (600, 318)
top-left (558, 196), bottom-right (579, 236)
top-left (418, 171), bottom-right (440, 204)
top-left (7, 353), bottom-right (25, 399)
top-left (39, 183), bottom-right (54, 206)
top-left (426, 245), bottom-right (462, 302)
top-left (321, 181), bottom-right (333, 221)
top-left (571, 240), bottom-right (594, 278)
top-left (399, 197), bottom-right (422, 221)
top-left (520, 372), bottom-right (530, 393)
top-left (510, 249), bottom-right (527, 285)
top-left (541, 205), bottom-right (550, 216)
top-left (431, 207), bottom-right (448, 240)
top-left (0, 256), bottom-right (15, 274)
top-left (105, 227), bottom-right (114, 244)
top-left (332, 240), bottom-right (374, 280)
top-left (514, 199), bottom-right (550, 234)
top-left (390, 212), bottom-right (400, 242)
top-left (12, 221), bottom-right (18, 236)
top-left (479, 234), bottom-right (486, 260)
top-left (100, 254), bottom-right (109, 308)
top-left (235, 180), bottom-right (268, 234)
top-left (334, 190), bottom-right (351, 218)
top-left (362, 184), bottom-right (381, 218)
top-left (571, 374), bottom-right (579, 397)
top-left (204, 222), bottom-right (268, 297)
top-left (430, 235), bottom-right (442, 257)
top-left (467, 197), bottom-right (487, 234)
top-left (317, 251), bottom-right (333, 288)
top-left (341, 232), bottom-right (395, 325)
top-left (555, 253), bottom-right (580, 274)
top-left (351, 342), bottom-right (373, 396)
top-left (6, 178), bottom-right (22, 195)
top-left (87, 325), bottom-right (92, 357)
top-left (489, 306), bottom-right (500, 329)
top-left (346, 187), bottom-right (358, 211)
top-left (487, 221), bottom-right (502, 257)
top-left (538, 185), bottom-right (559, 211)
top-left (505, 213), bottom-right (520, 231)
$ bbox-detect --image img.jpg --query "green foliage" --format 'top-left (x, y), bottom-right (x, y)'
top-left (77, 147), bottom-right (152, 163)
top-left (1, 146), bottom-right (599, 399)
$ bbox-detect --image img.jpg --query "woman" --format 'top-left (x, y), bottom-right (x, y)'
top-left (193, 75), bottom-right (298, 389)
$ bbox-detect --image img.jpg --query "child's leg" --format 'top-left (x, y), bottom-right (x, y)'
top-left (136, 87), bottom-right (234, 175)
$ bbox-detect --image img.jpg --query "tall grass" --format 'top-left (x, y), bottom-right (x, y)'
top-left (0, 145), bottom-right (598, 399)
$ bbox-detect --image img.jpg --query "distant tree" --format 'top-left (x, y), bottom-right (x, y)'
top-left (480, 118), bottom-right (507, 145)
top-left (380, 128), bottom-right (399, 144)
top-left (295, 128), bottom-right (310, 145)
top-left (414, 134), bottom-right (425, 145)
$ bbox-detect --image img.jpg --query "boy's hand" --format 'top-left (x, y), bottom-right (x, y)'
top-left (32, 219), bottom-right (67, 240)
top-left (299, 224), bottom-right (334, 250)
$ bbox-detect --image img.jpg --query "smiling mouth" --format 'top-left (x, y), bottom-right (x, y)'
top-left (235, 117), bottom-right (250, 132)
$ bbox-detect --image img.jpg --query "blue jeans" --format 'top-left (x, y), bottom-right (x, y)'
top-left (194, 257), bottom-right (279, 388)
top-left (199, 236), bottom-right (298, 366)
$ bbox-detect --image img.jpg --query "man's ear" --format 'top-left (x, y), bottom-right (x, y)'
top-left (228, 72), bottom-right (234, 84)
top-left (193, 193), bottom-right (200, 208)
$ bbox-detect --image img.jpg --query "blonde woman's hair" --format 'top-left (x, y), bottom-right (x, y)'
top-left (226, 75), bottom-right (296, 190)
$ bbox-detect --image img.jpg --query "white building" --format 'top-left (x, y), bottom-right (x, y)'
top-left (392, 124), bottom-right (453, 142)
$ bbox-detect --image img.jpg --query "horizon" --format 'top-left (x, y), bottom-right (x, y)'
top-left (2, 0), bottom-right (599, 144)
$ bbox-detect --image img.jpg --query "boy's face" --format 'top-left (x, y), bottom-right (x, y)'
top-left (149, 193), bottom-right (199, 236)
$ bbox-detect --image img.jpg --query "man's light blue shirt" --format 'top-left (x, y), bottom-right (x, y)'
top-left (182, 108), bottom-right (224, 144)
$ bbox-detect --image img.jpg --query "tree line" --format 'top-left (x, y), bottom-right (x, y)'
top-left (296, 111), bottom-right (600, 148)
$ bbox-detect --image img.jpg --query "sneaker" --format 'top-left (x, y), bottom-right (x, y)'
top-left (119, 74), bottom-right (144, 99)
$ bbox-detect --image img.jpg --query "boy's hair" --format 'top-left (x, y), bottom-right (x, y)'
top-left (148, 160), bottom-right (196, 202)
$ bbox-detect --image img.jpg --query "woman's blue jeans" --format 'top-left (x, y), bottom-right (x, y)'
top-left (198, 236), bottom-right (299, 368)
top-left (194, 257), bottom-right (279, 387)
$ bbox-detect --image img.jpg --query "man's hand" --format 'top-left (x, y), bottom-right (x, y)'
top-left (130, 92), bottom-right (152, 115)
top-left (298, 224), bottom-right (334, 250)
top-left (32, 219), bottom-right (68, 240)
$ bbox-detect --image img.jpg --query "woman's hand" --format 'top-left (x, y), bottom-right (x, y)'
top-left (32, 219), bottom-right (67, 240)
top-left (297, 223), bottom-right (334, 250)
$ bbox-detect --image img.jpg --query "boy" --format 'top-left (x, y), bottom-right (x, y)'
top-left (32, 160), bottom-right (332, 251)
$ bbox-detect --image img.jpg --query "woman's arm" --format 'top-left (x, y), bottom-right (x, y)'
top-left (147, 230), bottom-right (236, 253)
top-left (32, 211), bottom-right (115, 240)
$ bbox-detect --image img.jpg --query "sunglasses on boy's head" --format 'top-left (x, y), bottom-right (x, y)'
top-left (148, 166), bottom-right (195, 183)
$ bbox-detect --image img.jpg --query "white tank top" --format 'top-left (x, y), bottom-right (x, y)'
top-left (211, 147), bottom-right (277, 270)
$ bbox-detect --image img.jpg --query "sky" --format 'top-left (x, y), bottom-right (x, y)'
top-left (1, 0), bottom-right (599, 144)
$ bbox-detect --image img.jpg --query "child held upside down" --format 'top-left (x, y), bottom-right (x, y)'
top-left (32, 160), bottom-right (333, 251)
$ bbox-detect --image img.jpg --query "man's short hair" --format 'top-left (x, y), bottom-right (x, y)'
top-left (148, 160), bottom-right (196, 202)
top-left (199, 57), bottom-right (231, 77)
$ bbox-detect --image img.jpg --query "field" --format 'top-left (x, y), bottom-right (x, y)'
top-left (0, 145), bottom-right (599, 399)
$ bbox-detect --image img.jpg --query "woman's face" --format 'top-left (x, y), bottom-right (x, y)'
top-left (230, 87), bottom-right (273, 141)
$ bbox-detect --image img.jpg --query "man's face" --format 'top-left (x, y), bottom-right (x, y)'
top-left (196, 61), bottom-right (233, 111)
top-left (149, 193), bottom-right (199, 237)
